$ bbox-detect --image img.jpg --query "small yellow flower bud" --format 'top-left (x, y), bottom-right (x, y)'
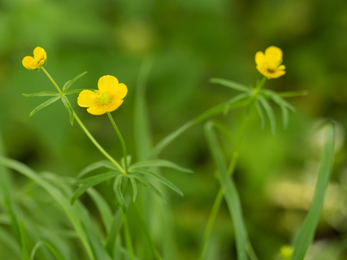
top-left (255, 46), bottom-right (285, 79)
top-left (22, 47), bottom-right (47, 71)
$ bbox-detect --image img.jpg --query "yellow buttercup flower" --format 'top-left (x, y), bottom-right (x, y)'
top-left (22, 47), bottom-right (47, 70)
top-left (77, 75), bottom-right (128, 115)
top-left (255, 46), bottom-right (285, 79)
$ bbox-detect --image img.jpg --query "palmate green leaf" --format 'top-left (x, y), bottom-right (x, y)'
top-left (87, 188), bottom-right (113, 234)
top-left (131, 174), bottom-right (166, 203)
top-left (292, 122), bottom-right (335, 260)
top-left (254, 101), bottom-right (265, 129)
top-left (224, 93), bottom-right (251, 114)
top-left (0, 156), bottom-right (112, 260)
top-left (129, 159), bottom-right (193, 174)
top-left (130, 169), bottom-right (183, 197)
top-left (77, 160), bottom-right (120, 179)
top-left (22, 91), bottom-right (60, 97)
top-left (61, 96), bottom-right (74, 126)
top-left (149, 97), bottom-right (250, 159)
top-left (127, 176), bottom-right (138, 202)
top-left (71, 172), bottom-right (119, 205)
top-left (62, 71), bottom-right (88, 93)
top-left (30, 240), bottom-right (66, 260)
top-left (204, 121), bottom-right (248, 260)
top-left (258, 95), bottom-right (276, 135)
top-left (114, 175), bottom-right (126, 213)
top-left (210, 78), bottom-right (250, 92)
top-left (29, 96), bottom-right (61, 117)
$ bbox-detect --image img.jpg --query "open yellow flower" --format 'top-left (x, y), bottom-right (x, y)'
top-left (22, 47), bottom-right (47, 70)
top-left (77, 75), bottom-right (128, 115)
top-left (255, 46), bottom-right (285, 79)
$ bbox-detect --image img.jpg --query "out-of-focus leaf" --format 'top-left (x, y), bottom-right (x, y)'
top-left (77, 160), bottom-right (120, 179)
top-left (61, 96), bottom-right (74, 126)
top-left (210, 78), bottom-right (250, 92)
top-left (114, 175), bottom-right (126, 213)
top-left (258, 95), bottom-right (276, 135)
top-left (129, 159), bottom-right (192, 173)
top-left (22, 92), bottom-right (60, 97)
top-left (62, 71), bottom-right (88, 93)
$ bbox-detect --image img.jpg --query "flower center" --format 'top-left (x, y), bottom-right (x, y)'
top-left (98, 93), bottom-right (111, 105)
top-left (266, 61), bottom-right (277, 74)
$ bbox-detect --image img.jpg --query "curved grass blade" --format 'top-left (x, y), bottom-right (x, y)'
top-left (204, 121), bottom-right (249, 260)
top-left (77, 160), bottom-right (120, 179)
top-left (130, 169), bottom-right (183, 196)
top-left (114, 175), bottom-right (126, 213)
top-left (133, 202), bottom-right (164, 260)
top-left (0, 226), bottom-right (20, 257)
top-left (61, 96), bottom-right (74, 126)
top-left (127, 176), bottom-right (138, 202)
top-left (134, 58), bottom-right (153, 161)
top-left (258, 95), bottom-right (276, 135)
top-left (0, 156), bottom-right (108, 260)
top-left (131, 174), bottom-right (166, 203)
top-left (254, 101), bottom-right (265, 129)
top-left (129, 159), bottom-right (192, 173)
top-left (149, 97), bottom-right (250, 159)
top-left (87, 188), bottom-right (113, 234)
top-left (292, 122), bottom-right (335, 260)
top-left (71, 172), bottom-right (119, 205)
top-left (30, 240), bottom-right (66, 260)
top-left (22, 92), bottom-right (60, 97)
top-left (224, 94), bottom-right (251, 114)
top-left (62, 71), bottom-right (88, 93)
top-left (210, 78), bottom-right (250, 92)
top-left (29, 96), bottom-right (61, 117)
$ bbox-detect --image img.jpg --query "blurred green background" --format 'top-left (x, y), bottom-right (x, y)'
top-left (1, 0), bottom-right (347, 259)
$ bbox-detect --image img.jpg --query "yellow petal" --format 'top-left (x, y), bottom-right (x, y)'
top-left (265, 46), bottom-right (282, 61)
top-left (106, 99), bottom-right (124, 113)
top-left (98, 75), bottom-right (119, 93)
top-left (77, 90), bottom-right (99, 108)
top-left (33, 47), bottom-right (47, 66)
top-left (22, 56), bottom-right (38, 70)
top-left (255, 51), bottom-right (265, 66)
top-left (87, 106), bottom-right (108, 115)
top-left (109, 83), bottom-right (128, 100)
top-left (278, 65), bottom-right (286, 70)
top-left (269, 70), bottom-right (286, 78)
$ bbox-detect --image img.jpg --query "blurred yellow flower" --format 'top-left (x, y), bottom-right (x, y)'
top-left (255, 46), bottom-right (285, 79)
top-left (22, 47), bottom-right (47, 70)
top-left (77, 75), bottom-right (128, 115)
top-left (279, 245), bottom-right (294, 260)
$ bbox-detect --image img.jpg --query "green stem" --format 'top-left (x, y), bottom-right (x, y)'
top-left (41, 68), bottom-right (124, 173)
top-left (107, 112), bottom-right (128, 174)
top-left (198, 78), bottom-right (266, 260)
top-left (122, 212), bottom-right (135, 260)
top-left (74, 113), bottom-right (124, 173)
top-left (41, 68), bottom-right (64, 96)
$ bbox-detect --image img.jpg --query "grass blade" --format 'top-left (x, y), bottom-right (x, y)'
top-left (277, 90), bottom-right (308, 98)
top-left (258, 95), bottom-right (276, 135)
top-left (292, 122), bottom-right (335, 260)
top-left (0, 156), bottom-right (112, 260)
top-left (204, 121), bottom-right (248, 260)
top-left (87, 188), bottom-right (113, 234)
top-left (29, 96), bottom-right (61, 117)
top-left (130, 169), bottom-right (183, 196)
top-left (61, 96), bottom-right (74, 126)
top-left (130, 159), bottom-right (193, 173)
top-left (149, 97), bottom-right (250, 159)
top-left (134, 59), bottom-right (153, 161)
top-left (62, 71), bottom-right (88, 93)
top-left (22, 92), bottom-right (60, 97)
top-left (210, 78), bottom-right (250, 92)
top-left (30, 240), bottom-right (67, 260)
top-left (71, 172), bottom-right (119, 205)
